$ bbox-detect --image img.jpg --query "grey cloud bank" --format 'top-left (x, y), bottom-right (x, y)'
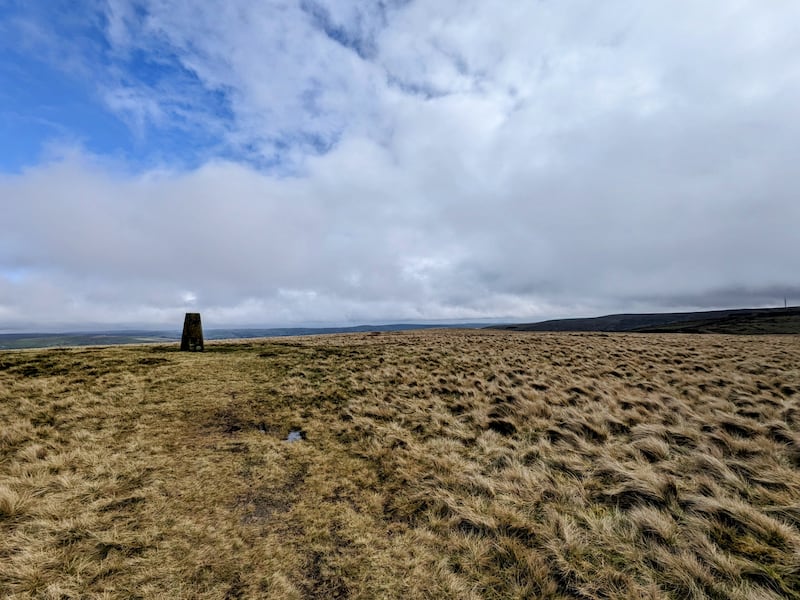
top-left (1, 1), bottom-right (799, 330)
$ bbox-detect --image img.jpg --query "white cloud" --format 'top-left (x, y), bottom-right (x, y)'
top-left (2, 0), bottom-right (800, 329)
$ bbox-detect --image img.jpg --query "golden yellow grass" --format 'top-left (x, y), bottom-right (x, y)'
top-left (1, 330), bottom-right (800, 599)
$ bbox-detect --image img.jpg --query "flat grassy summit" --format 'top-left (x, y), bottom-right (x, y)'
top-left (2, 330), bottom-right (800, 598)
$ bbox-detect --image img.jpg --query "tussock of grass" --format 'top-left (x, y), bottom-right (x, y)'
top-left (1, 331), bottom-right (800, 598)
top-left (0, 484), bottom-right (30, 519)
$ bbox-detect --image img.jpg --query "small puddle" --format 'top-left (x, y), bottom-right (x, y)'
top-left (285, 430), bottom-right (304, 442)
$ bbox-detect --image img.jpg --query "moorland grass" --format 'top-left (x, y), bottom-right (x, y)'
top-left (1, 330), bottom-right (799, 599)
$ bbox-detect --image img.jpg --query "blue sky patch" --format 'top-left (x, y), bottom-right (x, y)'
top-left (0, 1), bottom-right (242, 172)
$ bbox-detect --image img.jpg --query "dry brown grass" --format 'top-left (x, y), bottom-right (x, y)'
top-left (1, 330), bottom-right (800, 599)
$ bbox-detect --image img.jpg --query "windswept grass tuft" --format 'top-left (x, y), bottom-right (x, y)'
top-left (0, 484), bottom-right (30, 519)
top-left (1, 331), bottom-right (799, 598)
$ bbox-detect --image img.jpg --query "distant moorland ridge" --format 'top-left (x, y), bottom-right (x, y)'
top-left (489, 306), bottom-right (800, 334)
top-left (3, 306), bottom-right (799, 350)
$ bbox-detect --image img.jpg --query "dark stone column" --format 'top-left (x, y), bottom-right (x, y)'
top-left (180, 313), bottom-right (204, 351)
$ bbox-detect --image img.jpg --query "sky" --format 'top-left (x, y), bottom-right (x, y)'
top-left (1, 0), bottom-right (799, 331)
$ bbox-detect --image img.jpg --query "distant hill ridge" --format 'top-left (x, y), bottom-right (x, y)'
top-left (489, 306), bottom-right (800, 334)
top-left (4, 308), bottom-right (799, 350)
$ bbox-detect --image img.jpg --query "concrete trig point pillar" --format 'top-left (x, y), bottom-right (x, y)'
top-left (180, 313), bottom-right (204, 351)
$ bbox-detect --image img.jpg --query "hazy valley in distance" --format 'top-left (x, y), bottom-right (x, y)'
top-left (0, 323), bottom-right (487, 350)
top-left (2, 306), bottom-right (799, 350)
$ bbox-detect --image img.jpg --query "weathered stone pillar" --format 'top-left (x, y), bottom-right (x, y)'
top-left (180, 313), bottom-right (204, 351)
